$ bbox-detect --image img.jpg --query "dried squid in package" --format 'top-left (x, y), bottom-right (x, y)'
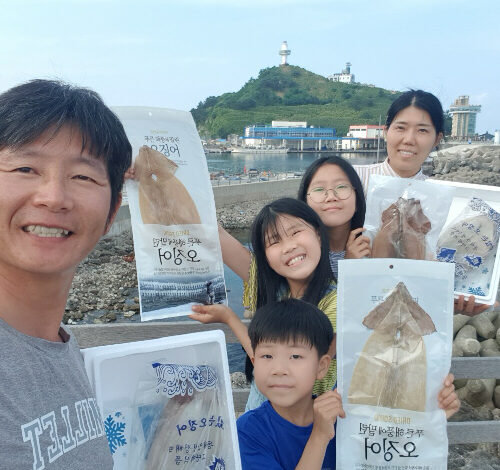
top-left (134, 145), bottom-right (201, 226)
top-left (436, 197), bottom-right (500, 297)
top-left (129, 363), bottom-right (230, 469)
top-left (348, 282), bottom-right (436, 412)
top-left (372, 198), bottom-right (431, 260)
top-left (365, 175), bottom-right (454, 263)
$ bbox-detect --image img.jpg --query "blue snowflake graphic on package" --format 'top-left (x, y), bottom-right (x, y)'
top-left (152, 363), bottom-right (218, 397)
top-left (209, 456), bottom-right (226, 470)
top-left (468, 286), bottom-right (486, 296)
top-left (104, 413), bottom-right (127, 454)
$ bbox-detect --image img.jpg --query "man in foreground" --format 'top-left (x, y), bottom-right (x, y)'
top-left (0, 79), bottom-right (131, 469)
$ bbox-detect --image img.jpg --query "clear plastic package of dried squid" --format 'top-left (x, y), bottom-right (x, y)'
top-left (364, 175), bottom-right (454, 261)
top-left (436, 196), bottom-right (500, 299)
top-left (82, 330), bottom-right (241, 470)
top-left (115, 106), bottom-right (227, 321)
top-left (336, 258), bottom-right (454, 470)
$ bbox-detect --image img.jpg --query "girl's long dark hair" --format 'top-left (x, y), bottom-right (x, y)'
top-left (245, 198), bottom-right (333, 382)
top-left (298, 156), bottom-right (366, 230)
top-left (251, 197), bottom-right (333, 307)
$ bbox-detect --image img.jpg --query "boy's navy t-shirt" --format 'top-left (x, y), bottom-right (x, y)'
top-left (237, 400), bottom-right (336, 470)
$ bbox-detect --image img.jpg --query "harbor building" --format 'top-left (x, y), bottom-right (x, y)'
top-left (328, 62), bottom-right (355, 84)
top-left (239, 121), bottom-right (338, 151)
top-left (449, 95), bottom-right (481, 138)
top-left (279, 41), bottom-right (291, 66)
top-left (342, 124), bottom-right (385, 150)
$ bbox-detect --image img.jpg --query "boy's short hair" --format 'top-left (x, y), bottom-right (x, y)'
top-left (0, 79), bottom-right (132, 215)
top-left (248, 299), bottom-right (334, 357)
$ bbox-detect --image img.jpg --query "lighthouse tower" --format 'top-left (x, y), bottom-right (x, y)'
top-left (279, 41), bottom-right (291, 66)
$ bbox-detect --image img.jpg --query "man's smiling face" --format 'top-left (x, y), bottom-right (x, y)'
top-left (0, 125), bottom-right (116, 279)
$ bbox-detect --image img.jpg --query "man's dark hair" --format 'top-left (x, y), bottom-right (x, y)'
top-left (247, 299), bottom-right (333, 381)
top-left (0, 79), bottom-right (132, 214)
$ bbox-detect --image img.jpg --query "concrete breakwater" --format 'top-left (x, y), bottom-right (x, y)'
top-left (432, 144), bottom-right (500, 187)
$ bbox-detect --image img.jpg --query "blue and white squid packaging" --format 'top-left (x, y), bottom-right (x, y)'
top-left (116, 107), bottom-right (227, 320)
top-left (429, 179), bottom-right (500, 306)
top-left (82, 330), bottom-right (241, 470)
top-left (336, 259), bottom-right (454, 470)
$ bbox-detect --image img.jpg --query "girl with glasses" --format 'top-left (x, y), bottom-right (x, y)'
top-left (298, 156), bottom-right (370, 279)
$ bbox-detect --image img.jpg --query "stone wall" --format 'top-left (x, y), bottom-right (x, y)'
top-left (212, 178), bottom-right (300, 207)
top-left (431, 145), bottom-right (500, 187)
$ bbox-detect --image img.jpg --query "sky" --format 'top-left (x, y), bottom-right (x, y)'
top-left (1, 0), bottom-right (498, 134)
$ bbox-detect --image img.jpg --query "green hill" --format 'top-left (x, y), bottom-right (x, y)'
top-left (191, 65), bottom-right (400, 138)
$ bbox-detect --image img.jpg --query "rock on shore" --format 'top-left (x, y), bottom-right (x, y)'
top-left (217, 198), bottom-right (276, 229)
top-left (432, 145), bottom-right (500, 187)
top-left (65, 232), bottom-right (140, 325)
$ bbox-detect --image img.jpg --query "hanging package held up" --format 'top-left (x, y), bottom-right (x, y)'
top-left (364, 175), bottom-right (454, 260)
top-left (116, 107), bottom-right (227, 321)
top-left (427, 178), bottom-right (500, 305)
top-left (82, 330), bottom-right (242, 470)
top-left (336, 259), bottom-right (455, 470)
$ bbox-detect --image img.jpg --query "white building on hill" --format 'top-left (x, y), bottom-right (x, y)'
top-left (328, 62), bottom-right (355, 83)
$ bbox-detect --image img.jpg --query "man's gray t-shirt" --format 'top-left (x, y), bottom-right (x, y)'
top-left (0, 319), bottom-right (113, 469)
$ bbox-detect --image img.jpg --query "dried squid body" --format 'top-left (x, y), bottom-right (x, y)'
top-left (372, 198), bottom-right (431, 260)
top-left (128, 363), bottom-right (234, 470)
top-left (135, 145), bottom-right (201, 226)
top-left (437, 197), bottom-right (500, 297)
top-left (348, 282), bottom-right (436, 412)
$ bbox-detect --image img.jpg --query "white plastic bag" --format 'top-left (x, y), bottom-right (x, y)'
top-left (116, 107), bottom-right (227, 320)
top-left (336, 259), bottom-right (454, 470)
top-left (365, 175), bottom-right (454, 260)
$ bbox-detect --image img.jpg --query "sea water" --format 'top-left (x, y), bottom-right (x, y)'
top-left (206, 151), bottom-right (384, 176)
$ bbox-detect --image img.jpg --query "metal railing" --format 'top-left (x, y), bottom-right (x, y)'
top-left (71, 321), bottom-right (500, 445)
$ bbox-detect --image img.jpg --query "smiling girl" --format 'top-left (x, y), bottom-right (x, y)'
top-left (191, 198), bottom-right (337, 409)
top-left (298, 156), bottom-right (370, 279)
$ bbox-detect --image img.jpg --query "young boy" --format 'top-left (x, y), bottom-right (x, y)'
top-left (0, 79), bottom-right (131, 468)
top-left (236, 299), bottom-right (342, 470)
top-left (235, 299), bottom-right (460, 470)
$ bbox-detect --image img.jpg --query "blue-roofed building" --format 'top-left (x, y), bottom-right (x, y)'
top-left (240, 121), bottom-right (342, 151)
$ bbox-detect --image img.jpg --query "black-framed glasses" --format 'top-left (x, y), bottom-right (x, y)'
top-left (307, 184), bottom-right (353, 202)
